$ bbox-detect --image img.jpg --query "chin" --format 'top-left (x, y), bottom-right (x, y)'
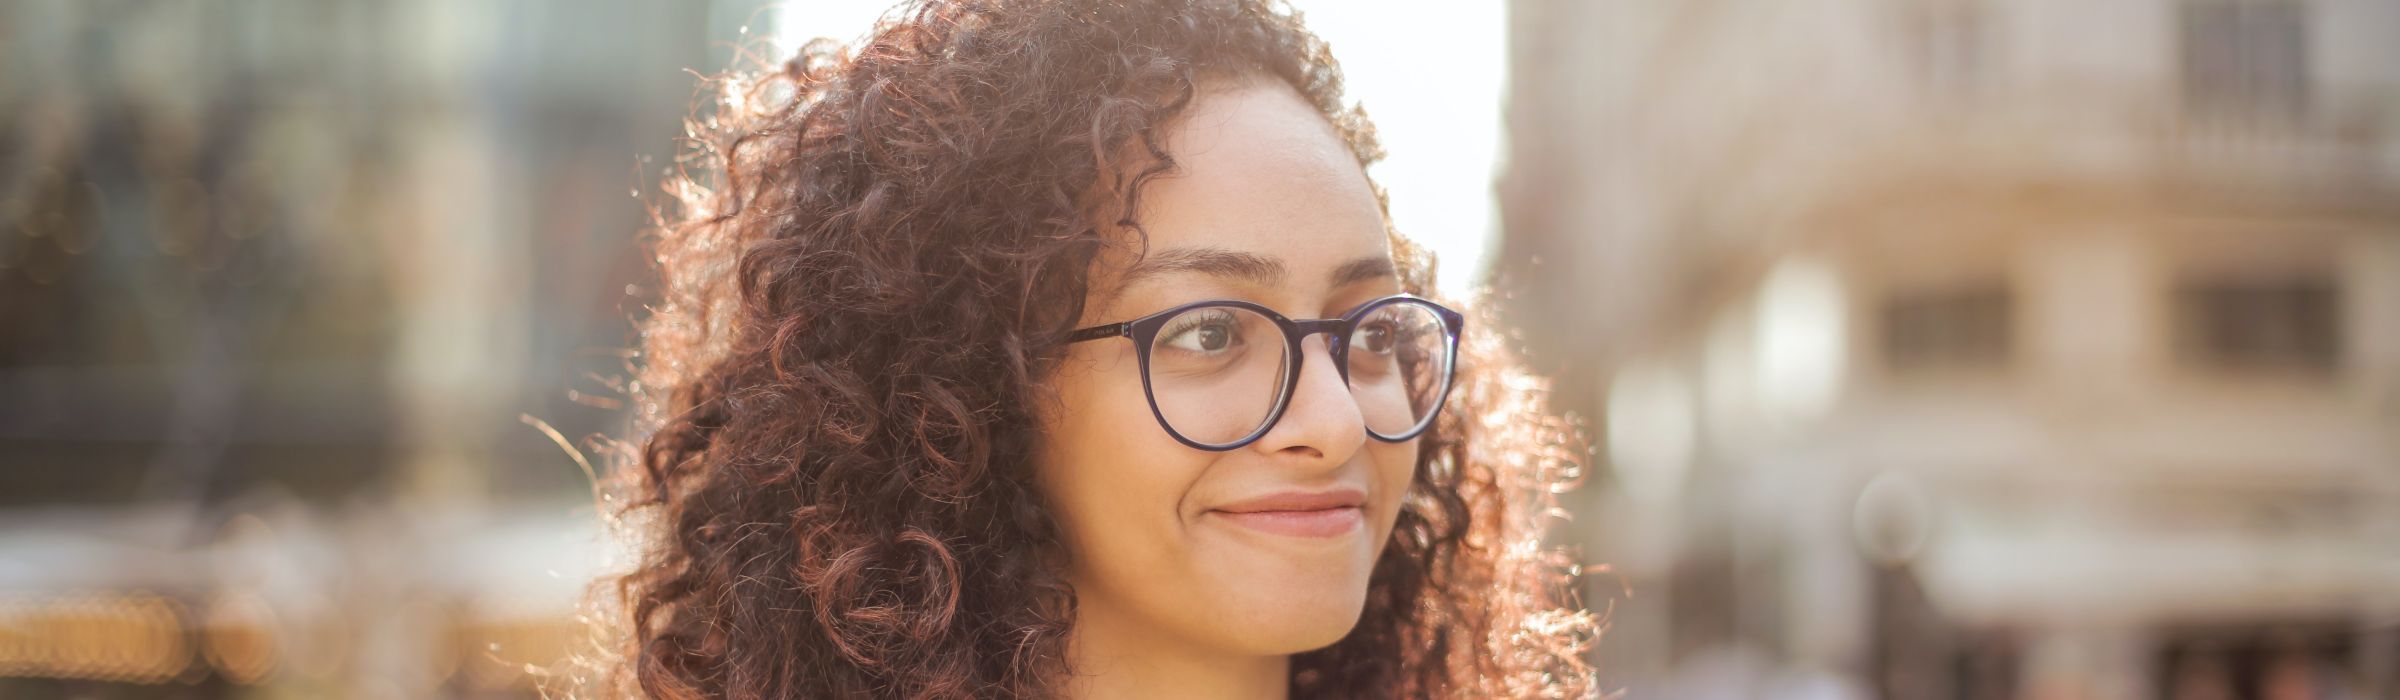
top-left (1218, 580), bottom-right (1373, 654)
top-left (1259, 609), bottom-right (1367, 654)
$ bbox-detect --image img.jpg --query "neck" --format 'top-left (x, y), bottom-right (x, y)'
top-left (1062, 594), bottom-right (1289, 700)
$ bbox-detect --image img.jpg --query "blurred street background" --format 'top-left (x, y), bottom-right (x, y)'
top-left (2, 1), bottom-right (2395, 698)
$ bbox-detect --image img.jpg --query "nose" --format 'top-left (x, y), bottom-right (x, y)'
top-left (1250, 334), bottom-right (1367, 462)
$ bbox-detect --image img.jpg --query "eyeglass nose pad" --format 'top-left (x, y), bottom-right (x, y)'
top-left (1299, 327), bottom-right (1351, 385)
top-left (1325, 332), bottom-right (1352, 384)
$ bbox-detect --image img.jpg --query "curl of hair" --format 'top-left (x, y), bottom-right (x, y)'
top-left (588, 1), bottom-right (1600, 697)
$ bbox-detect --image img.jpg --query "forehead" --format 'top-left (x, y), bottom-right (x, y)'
top-left (1094, 77), bottom-right (1390, 297)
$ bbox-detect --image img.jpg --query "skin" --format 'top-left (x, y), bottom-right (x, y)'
top-left (1034, 76), bottom-right (1418, 700)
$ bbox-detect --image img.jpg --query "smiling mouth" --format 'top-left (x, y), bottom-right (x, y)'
top-left (1208, 489), bottom-right (1367, 538)
top-left (1209, 506), bottom-right (1363, 538)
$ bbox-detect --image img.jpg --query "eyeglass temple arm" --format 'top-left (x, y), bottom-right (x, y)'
top-left (1065, 323), bottom-right (1131, 344)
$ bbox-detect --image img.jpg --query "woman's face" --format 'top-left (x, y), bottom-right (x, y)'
top-left (1035, 78), bottom-right (1417, 659)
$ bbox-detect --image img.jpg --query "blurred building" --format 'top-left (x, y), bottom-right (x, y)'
top-left (1499, 0), bottom-right (2400, 698)
top-left (0, 1), bottom-right (786, 697)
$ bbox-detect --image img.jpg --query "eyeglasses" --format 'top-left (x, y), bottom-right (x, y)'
top-left (1066, 294), bottom-right (1464, 451)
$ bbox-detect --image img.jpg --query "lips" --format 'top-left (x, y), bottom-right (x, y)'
top-left (1208, 489), bottom-right (1366, 538)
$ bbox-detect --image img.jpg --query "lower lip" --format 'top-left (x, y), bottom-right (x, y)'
top-left (1209, 507), bottom-right (1364, 538)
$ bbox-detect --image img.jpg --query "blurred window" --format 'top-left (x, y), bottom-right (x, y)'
top-left (1898, 1), bottom-right (1987, 98)
top-left (1880, 284), bottom-right (2011, 372)
top-left (2178, 0), bottom-right (2310, 122)
top-left (2173, 276), bottom-right (2340, 373)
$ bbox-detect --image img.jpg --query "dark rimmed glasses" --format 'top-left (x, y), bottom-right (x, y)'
top-left (1066, 294), bottom-right (1464, 451)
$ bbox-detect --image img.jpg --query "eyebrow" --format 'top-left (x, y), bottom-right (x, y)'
top-left (1119, 246), bottom-right (1287, 288)
top-left (1329, 256), bottom-right (1398, 289)
top-left (1109, 247), bottom-right (1400, 303)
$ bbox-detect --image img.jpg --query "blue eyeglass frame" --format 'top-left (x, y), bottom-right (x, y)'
top-left (1065, 293), bottom-right (1466, 451)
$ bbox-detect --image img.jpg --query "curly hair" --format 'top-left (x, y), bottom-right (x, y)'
top-left (589, 0), bottom-right (1599, 697)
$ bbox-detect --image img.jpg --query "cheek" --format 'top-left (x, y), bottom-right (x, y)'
top-left (1368, 439), bottom-right (1420, 538)
top-left (1033, 351), bottom-right (1208, 584)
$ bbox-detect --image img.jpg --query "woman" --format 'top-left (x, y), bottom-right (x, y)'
top-left (595, 0), bottom-right (1596, 697)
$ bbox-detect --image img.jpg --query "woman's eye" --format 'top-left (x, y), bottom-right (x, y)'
top-left (1354, 321), bottom-right (1397, 354)
top-left (1162, 312), bottom-right (1242, 353)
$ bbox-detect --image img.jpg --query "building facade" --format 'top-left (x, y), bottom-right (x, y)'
top-left (0, 1), bottom-right (784, 696)
top-left (1498, 0), bottom-right (2400, 697)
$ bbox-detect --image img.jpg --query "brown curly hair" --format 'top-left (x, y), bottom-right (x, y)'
top-left (590, 0), bottom-right (1599, 697)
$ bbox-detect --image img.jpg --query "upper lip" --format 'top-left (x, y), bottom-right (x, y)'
top-left (1211, 489), bottom-right (1367, 514)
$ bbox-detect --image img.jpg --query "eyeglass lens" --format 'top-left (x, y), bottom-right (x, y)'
top-left (1144, 300), bottom-right (1451, 447)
